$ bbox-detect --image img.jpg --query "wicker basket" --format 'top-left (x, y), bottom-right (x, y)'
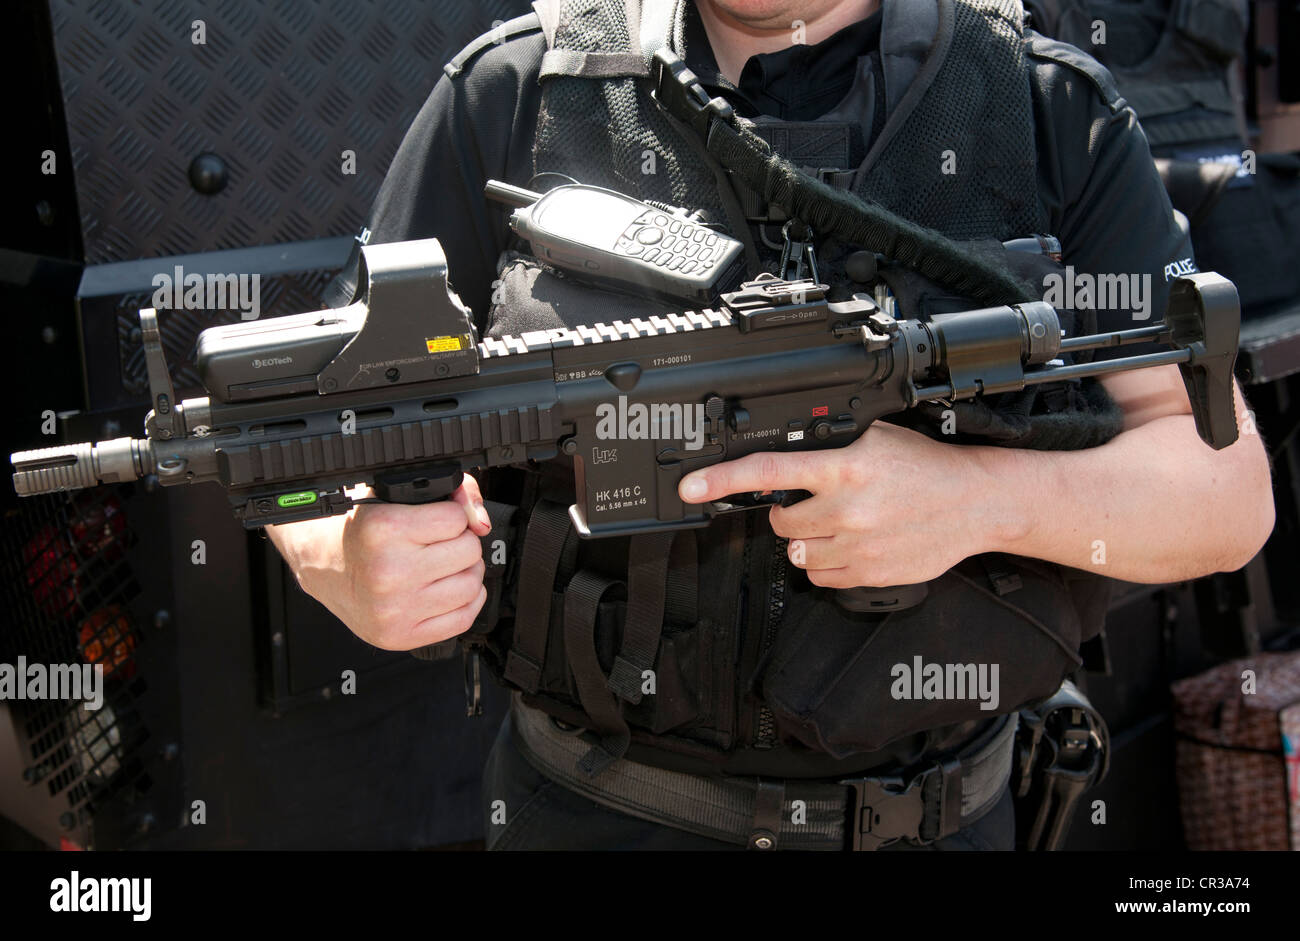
top-left (1171, 652), bottom-right (1300, 850)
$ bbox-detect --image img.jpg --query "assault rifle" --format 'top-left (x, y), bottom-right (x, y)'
top-left (12, 233), bottom-right (1240, 608)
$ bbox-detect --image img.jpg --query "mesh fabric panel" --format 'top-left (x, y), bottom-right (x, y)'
top-left (858, 0), bottom-right (1043, 240)
top-left (534, 1), bottom-right (729, 217)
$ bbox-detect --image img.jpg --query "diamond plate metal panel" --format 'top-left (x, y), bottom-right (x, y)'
top-left (51, 0), bottom-right (531, 264)
top-left (113, 267), bottom-right (341, 396)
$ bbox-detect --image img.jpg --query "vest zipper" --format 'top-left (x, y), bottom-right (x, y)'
top-left (754, 534), bottom-right (788, 749)
top-left (734, 514), bottom-right (753, 744)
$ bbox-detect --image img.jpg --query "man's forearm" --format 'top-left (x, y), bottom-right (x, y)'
top-left (981, 399), bottom-right (1273, 582)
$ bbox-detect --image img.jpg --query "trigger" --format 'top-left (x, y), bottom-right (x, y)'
top-left (712, 489), bottom-right (811, 513)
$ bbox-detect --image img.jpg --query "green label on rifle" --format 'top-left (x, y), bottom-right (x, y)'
top-left (276, 491), bottom-right (318, 509)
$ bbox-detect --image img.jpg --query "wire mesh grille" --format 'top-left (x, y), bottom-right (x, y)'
top-left (1, 485), bottom-right (149, 837)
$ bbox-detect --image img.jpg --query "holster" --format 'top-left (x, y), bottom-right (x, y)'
top-left (1011, 678), bottom-right (1111, 850)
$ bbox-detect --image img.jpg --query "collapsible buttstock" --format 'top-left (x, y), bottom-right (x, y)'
top-left (1167, 273), bottom-right (1241, 451)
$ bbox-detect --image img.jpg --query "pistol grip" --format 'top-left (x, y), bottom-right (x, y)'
top-left (372, 463), bottom-right (464, 505)
top-left (834, 582), bottom-right (930, 613)
top-left (371, 463), bottom-right (466, 663)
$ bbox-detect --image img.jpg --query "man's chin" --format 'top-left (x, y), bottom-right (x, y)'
top-left (698, 0), bottom-right (833, 30)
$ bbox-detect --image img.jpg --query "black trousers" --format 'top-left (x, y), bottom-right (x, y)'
top-left (481, 708), bottom-right (1017, 851)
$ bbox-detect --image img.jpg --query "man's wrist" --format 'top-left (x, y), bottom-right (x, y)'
top-left (264, 523), bottom-right (297, 566)
top-left (968, 444), bottom-right (1052, 558)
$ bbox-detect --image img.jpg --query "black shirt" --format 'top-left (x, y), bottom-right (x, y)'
top-left (684, 6), bottom-right (885, 122)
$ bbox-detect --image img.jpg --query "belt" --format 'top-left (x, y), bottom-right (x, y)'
top-left (510, 694), bottom-right (1018, 851)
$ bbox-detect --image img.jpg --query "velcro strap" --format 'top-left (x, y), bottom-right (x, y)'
top-left (503, 500), bottom-right (571, 693)
top-left (540, 48), bottom-right (648, 78)
top-left (563, 570), bottom-right (629, 776)
top-left (607, 532), bottom-right (675, 704)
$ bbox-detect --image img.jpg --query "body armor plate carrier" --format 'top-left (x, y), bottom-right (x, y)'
top-left (463, 0), bottom-right (1124, 778)
top-left (1027, 0), bottom-right (1300, 315)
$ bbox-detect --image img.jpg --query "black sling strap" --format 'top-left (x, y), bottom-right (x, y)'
top-left (565, 528), bottom-right (701, 772)
top-left (606, 530), bottom-right (701, 703)
top-left (504, 499), bottom-right (573, 693)
top-left (606, 532), bottom-right (675, 704)
top-left (564, 569), bottom-right (631, 776)
top-left (664, 529), bottom-right (698, 624)
top-left (650, 50), bottom-right (1035, 308)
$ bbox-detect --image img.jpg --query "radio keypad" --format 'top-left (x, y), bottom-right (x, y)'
top-left (615, 211), bottom-right (720, 278)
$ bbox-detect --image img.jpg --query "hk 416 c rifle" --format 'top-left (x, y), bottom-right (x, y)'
top-left (11, 185), bottom-right (1241, 614)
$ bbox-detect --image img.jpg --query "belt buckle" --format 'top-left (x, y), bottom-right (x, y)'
top-left (840, 773), bottom-right (927, 851)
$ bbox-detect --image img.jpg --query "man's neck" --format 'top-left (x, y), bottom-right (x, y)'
top-left (695, 0), bottom-right (882, 85)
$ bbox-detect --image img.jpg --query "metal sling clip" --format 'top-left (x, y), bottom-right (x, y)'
top-left (778, 220), bottom-right (819, 284)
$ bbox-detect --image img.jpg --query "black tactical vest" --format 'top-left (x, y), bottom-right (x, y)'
top-left (1026, 0), bottom-right (1300, 315)
top-left (534, 0), bottom-right (1045, 243)
top-left (1027, 0), bottom-right (1247, 150)
top-left (467, 0), bottom-right (1119, 778)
